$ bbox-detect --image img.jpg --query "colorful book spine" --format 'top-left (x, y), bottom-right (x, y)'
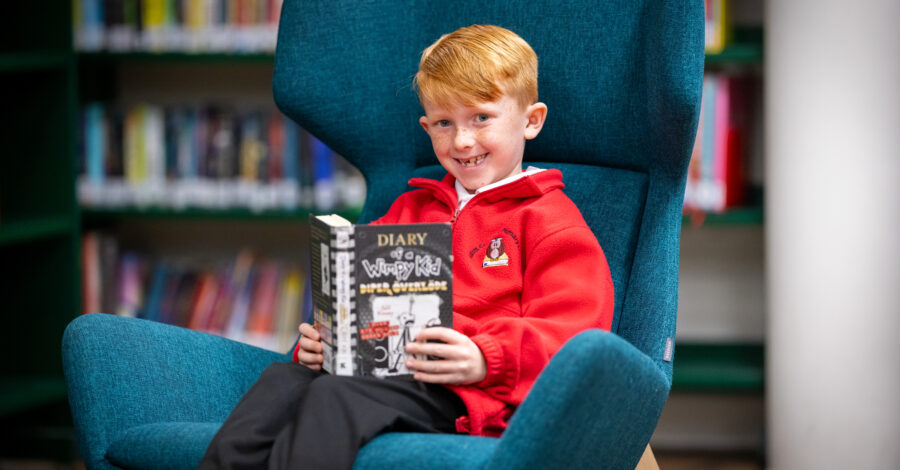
top-left (684, 73), bottom-right (757, 214)
top-left (77, 104), bottom-right (361, 212)
top-left (80, 236), bottom-right (308, 352)
top-left (74, 0), bottom-right (283, 53)
top-left (704, 0), bottom-right (731, 54)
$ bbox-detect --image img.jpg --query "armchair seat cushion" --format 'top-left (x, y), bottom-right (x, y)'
top-left (106, 422), bottom-right (220, 470)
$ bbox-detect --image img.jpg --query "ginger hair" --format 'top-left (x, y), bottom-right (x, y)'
top-left (414, 24), bottom-right (538, 109)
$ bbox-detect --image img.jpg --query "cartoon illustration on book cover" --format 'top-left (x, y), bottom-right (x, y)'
top-left (354, 224), bottom-right (453, 377)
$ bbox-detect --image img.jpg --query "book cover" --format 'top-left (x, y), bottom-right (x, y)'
top-left (310, 214), bottom-right (453, 378)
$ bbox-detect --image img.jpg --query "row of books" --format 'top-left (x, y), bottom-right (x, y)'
top-left (82, 232), bottom-right (310, 352)
top-left (74, 0), bottom-right (282, 53)
top-left (684, 73), bottom-right (759, 213)
top-left (705, 0), bottom-right (732, 54)
top-left (77, 103), bottom-right (365, 212)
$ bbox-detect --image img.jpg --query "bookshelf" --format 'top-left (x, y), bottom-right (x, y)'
top-left (82, 206), bottom-right (361, 223)
top-left (70, 1), bottom-right (368, 357)
top-left (0, 0), bottom-right (80, 429)
top-left (703, 28), bottom-right (764, 65)
top-left (672, 21), bottom-right (765, 394)
top-left (79, 51), bottom-right (276, 64)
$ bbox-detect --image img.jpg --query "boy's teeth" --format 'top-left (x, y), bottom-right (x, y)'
top-left (460, 154), bottom-right (486, 167)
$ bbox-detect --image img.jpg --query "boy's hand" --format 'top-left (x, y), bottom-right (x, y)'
top-left (297, 323), bottom-right (324, 370)
top-left (405, 327), bottom-right (487, 385)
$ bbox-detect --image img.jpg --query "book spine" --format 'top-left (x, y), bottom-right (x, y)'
top-left (309, 216), bottom-right (337, 374)
top-left (712, 75), bottom-right (730, 212)
top-left (332, 224), bottom-right (357, 376)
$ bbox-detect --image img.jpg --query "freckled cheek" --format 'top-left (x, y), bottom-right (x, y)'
top-left (430, 134), bottom-right (451, 154)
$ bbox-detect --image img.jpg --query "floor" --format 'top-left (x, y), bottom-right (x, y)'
top-left (655, 451), bottom-right (764, 470)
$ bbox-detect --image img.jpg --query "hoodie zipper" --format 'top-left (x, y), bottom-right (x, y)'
top-left (411, 172), bottom-right (548, 226)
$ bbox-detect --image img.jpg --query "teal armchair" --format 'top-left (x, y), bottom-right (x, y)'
top-left (63, 1), bottom-right (703, 468)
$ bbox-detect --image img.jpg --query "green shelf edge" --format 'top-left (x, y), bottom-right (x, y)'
top-left (0, 216), bottom-right (77, 246)
top-left (0, 51), bottom-right (70, 72)
top-left (0, 377), bottom-right (68, 416)
top-left (77, 51), bottom-right (275, 64)
top-left (671, 343), bottom-right (764, 392)
top-left (705, 42), bottom-right (763, 65)
top-left (682, 206), bottom-right (764, 227)
top-left (82, 206), bottom-right (362, 222)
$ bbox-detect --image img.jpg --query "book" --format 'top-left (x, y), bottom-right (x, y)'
top-left (704, 0), bottom-right (731, 54)
top-left (310, 214), bottom-right (453, 378)
top-left (74, 0), bottom-right (283, 53)
top-left (683, 73), bottom-right (757, 216)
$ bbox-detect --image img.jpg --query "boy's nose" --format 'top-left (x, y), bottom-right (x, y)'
top-left (453, 127), bottom-right (475, 150)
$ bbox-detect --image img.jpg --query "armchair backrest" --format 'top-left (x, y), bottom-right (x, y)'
top-left (273, 0), bottom-right (704, 384)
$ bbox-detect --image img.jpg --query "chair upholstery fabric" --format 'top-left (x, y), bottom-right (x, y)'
top-left (63, 1), bottom-right (703, 468)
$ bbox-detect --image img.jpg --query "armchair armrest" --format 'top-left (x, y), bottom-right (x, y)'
top-left (487, 329), bottom-right (670, 470)
top-left (63, 313), bottom-right (287, 470)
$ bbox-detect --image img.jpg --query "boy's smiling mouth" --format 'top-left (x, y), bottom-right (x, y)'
top-left (458, 153), bottom-right (487, 168)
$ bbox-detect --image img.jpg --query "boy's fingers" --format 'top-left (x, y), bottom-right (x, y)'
top-left (413, 326), bottom-right (459, 343)
top-left (406, 342), bottom-right (458, 359)
top-left (299, 323), bottom-right (320, 341)
top-left (299, 336), bottom-right (323, 353)
top-left (298, 351), bottom-right (323, 366)
top-left (407, 358), bottom-right (460, 374)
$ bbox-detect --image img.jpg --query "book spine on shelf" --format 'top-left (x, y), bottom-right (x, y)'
top-left (80, 233), bottom-right (306, 352)
top-left (712, 75), bottom-right (730, 212)
top-left (81, 232), bottom-right (102, 314)
top-left (685, 73), bottom-right (758, 214)
top-left (704, 0), bottom-right (731, 54)
top-left (74, 0), bottom-right (283, 53)
top-left (277, 268), bottom-right (304, 352)
top-left (77, 104), bottom-right (357, 213)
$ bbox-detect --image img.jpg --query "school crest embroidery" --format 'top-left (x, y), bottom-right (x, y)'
top-left (483, 237), bottom-right (509, 268)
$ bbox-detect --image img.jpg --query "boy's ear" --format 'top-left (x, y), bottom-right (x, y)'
top-left (419, 116), bottom-right (430, 133)
top-left (524, 102), bottom-right (548, 140)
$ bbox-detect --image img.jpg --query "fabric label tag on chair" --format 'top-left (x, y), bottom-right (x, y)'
top-left (663, 337), bottom-right (674, 362)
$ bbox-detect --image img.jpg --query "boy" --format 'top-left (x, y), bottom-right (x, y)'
top-left (200, 24), bottom-right (613, 469)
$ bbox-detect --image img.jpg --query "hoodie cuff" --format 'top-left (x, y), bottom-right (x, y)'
top-left (470, 333), bottom-right (515, 394)
top-left (292, 342), bottom-right (301, 363)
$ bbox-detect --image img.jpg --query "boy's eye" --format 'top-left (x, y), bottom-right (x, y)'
top-left (436, 120), bottom-right (451, 127)
top-left (476, 114), bottom-right (490, 122)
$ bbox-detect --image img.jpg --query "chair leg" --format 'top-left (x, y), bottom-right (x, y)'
top-left (635, 445), bottom-right (659, 470)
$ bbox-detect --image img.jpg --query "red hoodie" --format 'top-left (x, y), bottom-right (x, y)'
top-left (371, 169), bottom-right (614, 436)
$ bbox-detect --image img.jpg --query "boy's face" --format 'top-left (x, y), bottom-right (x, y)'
top-left (419, 94), bottom-right (546, 194)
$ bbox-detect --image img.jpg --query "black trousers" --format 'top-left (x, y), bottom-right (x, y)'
top-left (198, 361), bottom-right (467, 470)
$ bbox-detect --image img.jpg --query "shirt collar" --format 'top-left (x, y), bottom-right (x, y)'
top-left (454, 166), bottom-right (544, 210)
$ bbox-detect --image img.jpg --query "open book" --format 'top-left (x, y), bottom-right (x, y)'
top-left (310, 214), bottom-right (453, 377)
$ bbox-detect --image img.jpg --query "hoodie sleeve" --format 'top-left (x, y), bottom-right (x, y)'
top-left (459, 225), bottom-right (614, 406)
